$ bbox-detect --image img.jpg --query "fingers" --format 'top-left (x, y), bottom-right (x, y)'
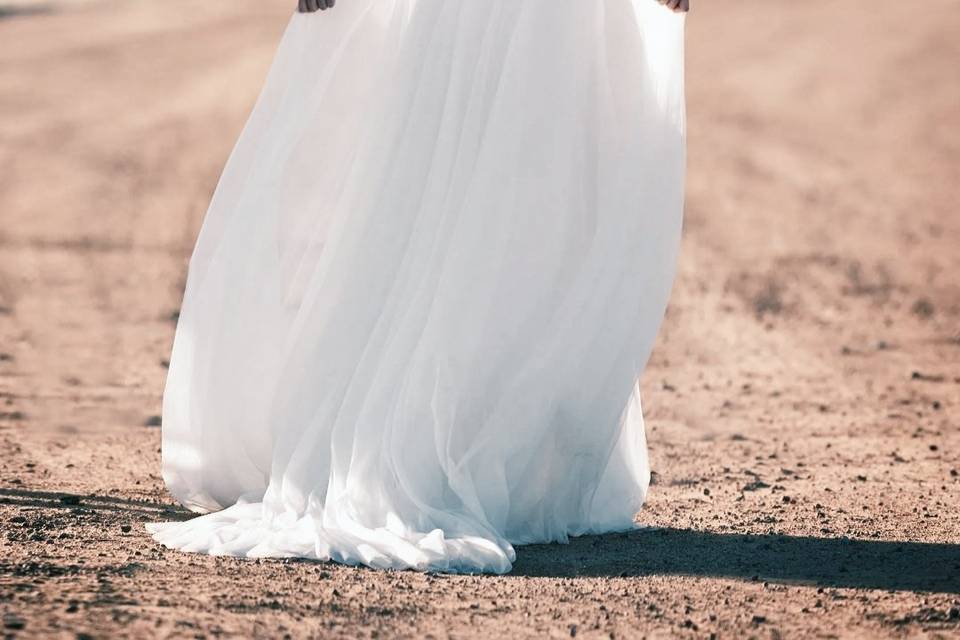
top-left (298, 0), bottom-right (335, 12)
top-left (657, 0), bottom-right (689, 12)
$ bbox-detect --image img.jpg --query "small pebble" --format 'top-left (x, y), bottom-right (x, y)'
top-left (3, 616), bottom-right (25, 630)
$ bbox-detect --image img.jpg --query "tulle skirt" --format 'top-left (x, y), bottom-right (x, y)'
top-left (148, 0), bottom-right (686, 574)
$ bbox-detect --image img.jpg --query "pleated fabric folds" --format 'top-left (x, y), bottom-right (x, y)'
top-left (148, 0), bottom-right (686, 573)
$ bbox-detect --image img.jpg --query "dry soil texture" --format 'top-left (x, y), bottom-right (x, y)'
top-left (1, 0), bottom-right (959, 638)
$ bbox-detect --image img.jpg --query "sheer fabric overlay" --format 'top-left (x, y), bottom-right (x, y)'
top-left (148, 0), bottom-right (686, 574)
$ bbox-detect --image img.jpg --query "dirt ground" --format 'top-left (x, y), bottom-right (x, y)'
top-left (1, 0), bottom-right (959, 637)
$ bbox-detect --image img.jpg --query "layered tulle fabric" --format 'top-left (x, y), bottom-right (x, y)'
top-left (148, 0), bottom-right (686, 574)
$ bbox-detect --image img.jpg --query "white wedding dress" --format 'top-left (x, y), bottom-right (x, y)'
top-left (148, 0), bottom-right (686, 574)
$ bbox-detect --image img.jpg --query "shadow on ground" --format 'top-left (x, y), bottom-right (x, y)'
top-left (0, 487), bottom-right (191, 520)
top-left (3, 487), bottom-right (956, 595)
top-left (512, 527), bottom-right (960, 594)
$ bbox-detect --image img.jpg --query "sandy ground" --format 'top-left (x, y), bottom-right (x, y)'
top-left (1, 0), bottom-right (959, 637)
